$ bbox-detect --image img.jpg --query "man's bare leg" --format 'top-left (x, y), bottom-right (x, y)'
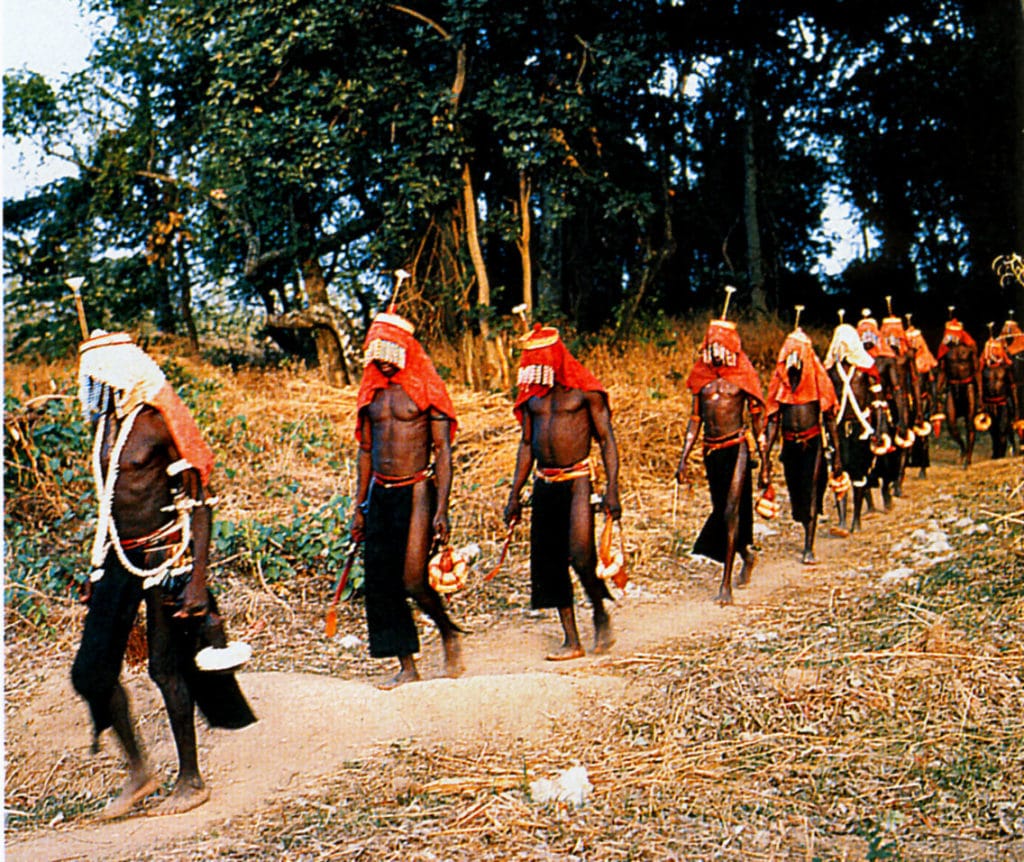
top-left (734, 546), bottom-right (757, 589)
top-left (801, 521), bottom-right (818, 565)
top-left (379, 654), bottom-right (420, 690)
top-left (442, 632), bottom-right (464, 679)
top-left (547, 606), bottom-right (585, 660)
top-left (592, 603), bottom-right (615, 654)
top-left (98, 685), bottom-right (159, 820)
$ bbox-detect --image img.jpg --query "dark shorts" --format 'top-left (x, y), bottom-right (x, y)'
top-left (71, 551), bottom-right (256, 736)
top-left (529, 477), bottom-right (611, 610)
top-left (693, 441), bottom-right (753, 564)
top-left (781, 436), bottom-right (826, 524)
top-left (363, 482), bottom-right (433, 658)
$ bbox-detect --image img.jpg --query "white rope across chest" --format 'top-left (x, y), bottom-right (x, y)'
top-left (834, 362), bottom-right (874, 440)
top-left (90, 407), bottom-right (191, 588)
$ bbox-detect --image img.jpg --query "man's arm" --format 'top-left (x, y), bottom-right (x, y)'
top-left (430, 411), bottom-right (453, 543)
top-left (587, 391), bottom-right (621, 520)
top-left (758, 408), bottom-right (780, 489)
top-left (351, 411), bottom-right (373, 542)
top-left (676, 395), bottom-right (702, 484)
top-left (504, 417), bottom-right (535, 526)
top-left (177, 465), bottom-right (211, 617)
top-left (824, 407), bottom-right (843, 477)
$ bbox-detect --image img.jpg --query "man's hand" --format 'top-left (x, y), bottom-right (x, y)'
top-left (603, 489), bottom-right (622, 521)
top-left (675, 462), bottom-right (690, 486)
top-left (758, 463), bottom-right (770, 490)
top-left (350, 508), bottom-right (366, 543)
top-left (175, 580), bottom-right (209, 618)
top-left (504, 494), bottom-right (522, 527)
top-left (432, 510), bottom-right (450, 544)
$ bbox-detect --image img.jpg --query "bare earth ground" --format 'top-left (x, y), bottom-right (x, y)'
top-left (6, 441), bottom-right (1024, 860)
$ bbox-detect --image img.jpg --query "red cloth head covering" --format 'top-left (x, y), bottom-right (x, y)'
top-left (78, 331), bottom-right (215, 485)
top-left (765, 329), bottom-right (838, 416)
top-left (355, 313), bottom-right (457, 441)
top-left (982, 337), bottom-right (1011, 367)
top-left (513, 325), bottom-right (607, 427)
top-left (936, 319), bottom-right (977, 359)
top-left (857, 313), bottom-right (895, 358)
top-left (685, 319), bottom-right (764, 403)
top-left (879, 316), bottom-right (910, 356)
top-left (1001, 319), bottom-right (1024, 356)
top-left (905, 327), bottom-right (938, 374)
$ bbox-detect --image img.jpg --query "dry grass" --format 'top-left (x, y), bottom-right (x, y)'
top-left (6, 320), bottom-right (1024, 860)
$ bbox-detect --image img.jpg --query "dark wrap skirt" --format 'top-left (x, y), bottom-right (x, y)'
top-left (363, 481), bottom-right (435, 658)
top-left (781, 434), bottom-right (826, 524)
top-left (693, 440), bottom-right (753, 564)
top-left (529, 476), bottom-right (612, 610)
top-left (71, 549), bottom-right (256, 737)
top-left (838, 420), bottom-right (874, 485)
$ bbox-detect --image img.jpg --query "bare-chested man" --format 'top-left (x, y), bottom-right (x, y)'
top-left (904, 319), bottom-right (939, 478)
top-left (504, 324), bottom-right (620, 659)
top-left (824, 322), bottom-right (879, 534)
top-left (73, 331), bottom-right (255, 820)
top-left (979, 331), bottom-right (1018, 459)
top-left (351, 311), bottom-right (464, 689)
top-left (879, 312), bottom-right (921, 495)
top-left (760, 322), bottom-right (842, 565)
top-left (1000, 316), bottom-right (1024, 454)
top-left (936, 315), bottom-right (980, 467)
top-left (676, 316), bottom-right (765, 604)
top-left (857, 310), bottom-right (905, 509)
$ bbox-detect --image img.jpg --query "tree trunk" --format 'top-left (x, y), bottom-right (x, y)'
top-left (267, 300), bottom-right (353, 386)
top-left (300, 256), bottom-right (347, 386)
top-left (741, 58), bottom-right (767, 314)
top-left (461, 163), bottom-right (506, 388)
top-left (515, 171), bottom-right (533, 316)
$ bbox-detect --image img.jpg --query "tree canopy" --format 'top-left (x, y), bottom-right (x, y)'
top-left (5, 0), bottom-right (1023, 370)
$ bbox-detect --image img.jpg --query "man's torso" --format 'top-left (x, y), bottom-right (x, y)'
top-left (525, 386), bottom-right (594, 468)
top-left (366, 383), bottom-right (434, 476)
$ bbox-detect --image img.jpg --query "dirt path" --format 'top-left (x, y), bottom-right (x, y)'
top-left (5, 461), bottom-right (977, 862)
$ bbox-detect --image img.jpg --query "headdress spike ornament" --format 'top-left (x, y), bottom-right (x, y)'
top-left (720, 284), bottom-right (737, 320)
top-left (948, 305), bottom-right (955, 320)
top-left (905, 313), bottom-right (913, 327)
top-left (861, 308), bottom-right (871, 319)
top-left (387, 268), bottom-right (412, 314)
top-left (885, 295), bottom-right (893, 316)
top-left (988, 321), bottom-right (995, 339)
top-left (793, 304), bottom-right (805, 329)
top-left (65, 276), bottom-right (89, 340)
top-left (512, 303), bottom-right (530, 336)
top-left (837, 308), bottom-right (845, 324)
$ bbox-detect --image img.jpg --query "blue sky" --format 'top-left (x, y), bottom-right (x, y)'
top-left (3, 0), bottom-right (95, 198)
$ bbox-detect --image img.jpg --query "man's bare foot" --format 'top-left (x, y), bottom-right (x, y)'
top-left (714, 590), bottom-right (734, 606)
top-left (443, 634), bottom-right (465, 679)
top-left (801, 551), bottom-right (818, 565)
top-left (829, 526), bottom-right (850, 538)
top-left (153, 778), bottom-right (209, 817)
top-left (378, 667), bottom-right (420, 690)
top-left (593, 617), bottom-right (615, 654)
top-left (546, 644), bottom-right (585, 661)
top-left (98, 773), bottom-right (160, 821)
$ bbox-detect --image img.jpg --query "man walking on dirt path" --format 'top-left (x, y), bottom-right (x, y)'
top-left (73, 331), bottom-right (256, 820)
top-left (824, 321), bottom-right (879, 534)
top-left (351, 309), bottom-right (465, 690)
top-left (676, 306), bottom-right (766, 605)
top-left (936, 314), bottom-right (980, 467)
top-left (905, 318), bottom-right (939, 479)
top-left (978, 328), bottom-right (1019, 459)
top-left (760, 315), bottom-right (843, 565)
top-left (504, 323), bottom-right (621, 660)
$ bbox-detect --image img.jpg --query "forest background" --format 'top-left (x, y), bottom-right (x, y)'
top-left (5, 0), bottom-right (1024, 386)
